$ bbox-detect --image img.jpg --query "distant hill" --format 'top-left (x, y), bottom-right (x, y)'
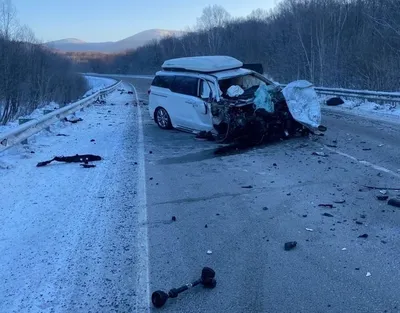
top-left (45, 29), bottom-right (183, 53)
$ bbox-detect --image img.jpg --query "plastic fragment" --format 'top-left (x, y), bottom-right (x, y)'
top-left (366, 272), bottom-right (371, 277)
top-left (207, 250), bottom-right (212, 255)
top-left (305, 228), bottom-right (313, 232)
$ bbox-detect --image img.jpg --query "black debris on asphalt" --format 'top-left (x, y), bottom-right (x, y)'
top-left (322, 213), bottom-right (334, 217)
top-left (358, 234), bottom-right (369, 238)
top-left (388, 198), bottom-right (400, 208)
top-left (319, 204), bottom-right (334, 208)
top-left (241, 185), bottom-right (253, 189)
top-left (171, 216), bottom-right (176, 222)
top-left (377, 195), bottom-right (389, 201)
top-left (284, 241), bottom-right (297, 251)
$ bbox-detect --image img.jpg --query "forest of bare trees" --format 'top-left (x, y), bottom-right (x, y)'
top-left (0, 0), bottom-right (87, 124)
top-left (82, 0), bottom-right (400, 92)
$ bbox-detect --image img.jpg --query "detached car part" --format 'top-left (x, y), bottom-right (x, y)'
top-left (152, 267), bottom-right (216, 308)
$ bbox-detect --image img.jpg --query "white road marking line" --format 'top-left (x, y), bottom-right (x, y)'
top-left (129, 83), bottom-right (150, 312)
top-left (324, 145), bottom-right (400, 179)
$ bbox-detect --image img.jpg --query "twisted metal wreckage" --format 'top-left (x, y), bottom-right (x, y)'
top-left (204, 78), bottom-right (326, 147)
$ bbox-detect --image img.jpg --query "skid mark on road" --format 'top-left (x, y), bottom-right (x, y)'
top-left (324, 145), bottom-right (400, 179)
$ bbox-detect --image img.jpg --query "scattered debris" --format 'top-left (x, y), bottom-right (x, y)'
top-left (364, 186), bottom-right (400, 191)
top-left (381, 240), bottom-right (387, 244)
top-left (207, 250), bottom-right (213, 255)
top-left (90, 139), bottom-right (96, 142)
top-left (360, 214), bottom-right (366, 219)
top-left (36, 154), bottom-right (102, 167)
top-left (366, 272), bottom-right (371, 277)
top-left (149, 177), bottom-right (154, 181)
top-left (305, 228), bottom-right (313, 232)
top-left (195, 131), bottom-right (215, 141)
top-left (125, 102), bottom-right (129, 105)
top-left (378, 144), bottom-right (384, 147)
top-left (379, 190), bottom-right (387, 195)
top-left (284, 241), bottom-right (297, 251)
top-left (302, 214), bottom-right (308, 218)
top-left (388, 198), bottom-right (400, 208)
top-left (362, 148), bottom-right (372, 151)
top-left (355, 221), bottom-right (363, 225)
top-left (171, 216), bottom-right (176, 222)
top-left (319, 204), bottom-right (334, 208)
top-left (358, 234), bottom-right (369, 238)
top-left (322, 213), bottom-right (334, 217)
top-left (312, 152), bottom-right (328, 157)
top-left (241, 185), bottom-right (253, 189)
top-left (56, 133), bottom-right (69, 137)
top-left (80, 164), bottom-right (96, 168)
top-left (342, 248), bottom-right (347, 251)
top-left (151, 267), bottom-right (216, 308)
top-left (326, 144), bottom-right (337, 148)
top-left (149, 151), bottom-right (153, 154)
top-left (128, 91), bottom-right (133, 94)
top-left (64, 117), bottom-right (83, 124)
top-left (205, 224), bottom-right (208, 228)
top-left (333, 200), bottom-right (346, 204)
top-left (377, 195), bottom-right (389, 201)
top-left (262, 207), bottom-right (269, 211)
top-left (326, 97), bottom-right (344, 106)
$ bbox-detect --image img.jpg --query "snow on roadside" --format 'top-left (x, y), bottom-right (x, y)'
top-left (83, 76), bottom-right (117, 96)
top-left (320, 96), bottom-right (400, 124)
top-left (0, 83), bottom-right (141, 311)
top-left (0, 76), bottom-right (116, 135)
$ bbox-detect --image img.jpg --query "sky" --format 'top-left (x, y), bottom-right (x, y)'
top-left (12, 0), bottom-right (280, 42)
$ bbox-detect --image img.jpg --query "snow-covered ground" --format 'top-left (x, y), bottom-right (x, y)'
top-left (0, 83), bottom-right (149, 312)
top-left (83, 76), bottom-right (117, 96)
top-left (321, 96), bottom-right (400, 125)
top-left (0, 76), bottom-right (116, 136)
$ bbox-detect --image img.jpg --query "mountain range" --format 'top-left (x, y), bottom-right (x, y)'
top-left (45, 29), bottom-right (183, 53)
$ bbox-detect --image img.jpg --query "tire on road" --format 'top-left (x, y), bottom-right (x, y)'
top-left (155, 107), bottom-right (172, 130)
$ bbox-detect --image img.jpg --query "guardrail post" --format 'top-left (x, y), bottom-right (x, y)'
top-left (43, 110), bottom-right (54, 131)
top-left (18, 118), bottom-right (32, 144)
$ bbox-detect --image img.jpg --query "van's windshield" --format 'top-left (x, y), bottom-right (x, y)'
top-left (218, 74), bottom-right (267, 98)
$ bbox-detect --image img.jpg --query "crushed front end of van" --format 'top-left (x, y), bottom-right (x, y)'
top-left (209, 79), bottom-right (324, 144)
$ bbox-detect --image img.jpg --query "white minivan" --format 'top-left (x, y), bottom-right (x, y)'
top-left (148, 56), bottom-right (274, 133)
top-left (148, 56), bottom-right (322, 138)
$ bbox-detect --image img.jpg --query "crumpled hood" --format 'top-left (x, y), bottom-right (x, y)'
top-left (282, 80), bottom-right (321, 129)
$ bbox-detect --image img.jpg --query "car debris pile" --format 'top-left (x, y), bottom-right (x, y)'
top-left (209, 78), bottom-right (324, 145)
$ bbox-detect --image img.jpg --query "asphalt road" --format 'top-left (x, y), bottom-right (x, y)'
top-left (123, 77), bottom-right (400, 313)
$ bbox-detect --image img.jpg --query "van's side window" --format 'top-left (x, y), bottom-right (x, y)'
top-left (151, 75), bottom-right (175, 89)
top-left (170, 76), bottom-right (199, 97)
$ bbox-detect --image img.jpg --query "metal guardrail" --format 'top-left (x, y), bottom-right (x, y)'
top-left (279, 84), bottom-right (400, 104)
top-left (0, 79), bottom-right (122, 153)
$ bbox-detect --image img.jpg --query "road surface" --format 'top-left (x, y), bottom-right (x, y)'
top-left (0, 77), bottom-right (399, 313)
top-left (123, 77), bottom-right (400, 313)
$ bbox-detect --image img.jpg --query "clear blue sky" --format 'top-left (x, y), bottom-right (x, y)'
top-left (12, 0), bottom-right (279, 42)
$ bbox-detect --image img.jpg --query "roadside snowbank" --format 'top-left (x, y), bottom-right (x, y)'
top-left (321, 96), bottom-right (400, 124)
top-left (0, 76), bottom-right (116, 135)
top-left (84, 76), bottom-right (116, 96)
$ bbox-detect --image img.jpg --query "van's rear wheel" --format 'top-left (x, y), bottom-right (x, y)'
top-left (155, 107), bottom-right (172, 129)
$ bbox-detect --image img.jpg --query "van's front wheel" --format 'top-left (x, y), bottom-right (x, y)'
top-left (155, 107), bottom-right (172, 129)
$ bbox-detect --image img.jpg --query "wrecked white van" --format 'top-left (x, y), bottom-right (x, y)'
top-left (148, 56), bottom-right (323, 143)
